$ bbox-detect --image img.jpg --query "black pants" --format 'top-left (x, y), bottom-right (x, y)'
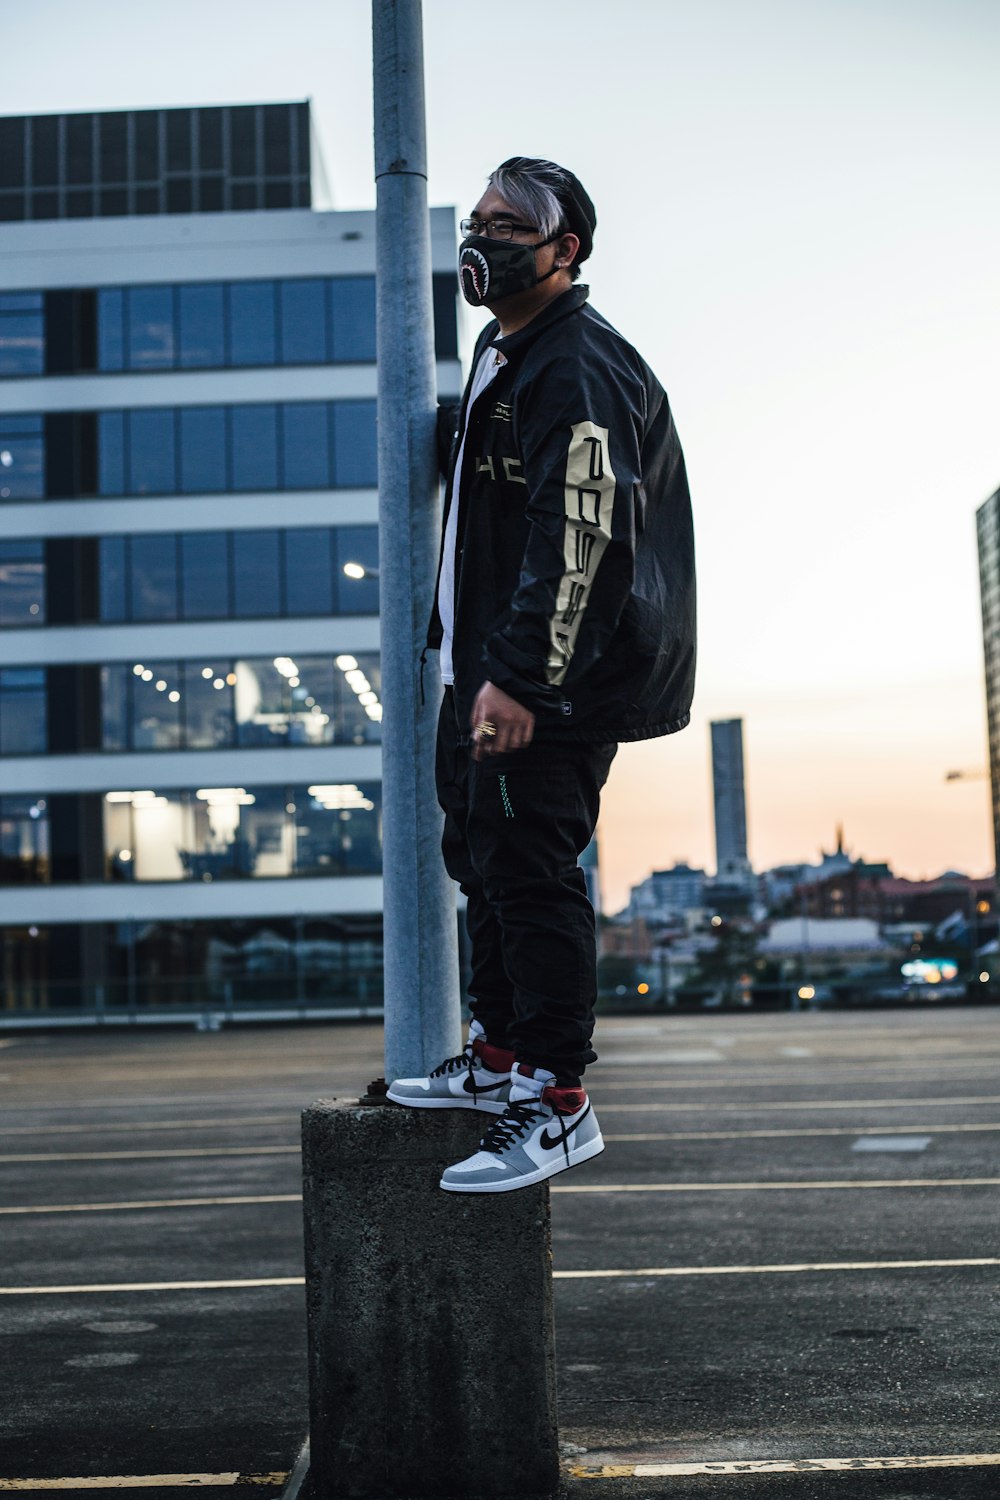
top-left (436, 688), bottom-right (617, 1086)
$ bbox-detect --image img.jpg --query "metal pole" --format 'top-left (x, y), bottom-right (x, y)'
top-left (373, 0), bottom-right (461, 1080)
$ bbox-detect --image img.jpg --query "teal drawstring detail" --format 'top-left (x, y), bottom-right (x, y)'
top-left (498, 773), bottom-right (514, 819)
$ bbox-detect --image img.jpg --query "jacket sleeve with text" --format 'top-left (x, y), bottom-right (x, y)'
top-left (482, 355), bottom-right (647, 716)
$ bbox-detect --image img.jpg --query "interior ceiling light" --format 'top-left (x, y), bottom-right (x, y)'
top-left (307, 783), bottom-right (375, 811)
top-left (195, 787), bottom-right (256, 806)
top-left (335, 654), bottom-right (358, 672)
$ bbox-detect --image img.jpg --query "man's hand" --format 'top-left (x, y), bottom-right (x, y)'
top-left (470, 681), bottom-right (535, 761)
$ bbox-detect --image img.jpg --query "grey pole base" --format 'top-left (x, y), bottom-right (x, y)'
top-left (302, 1101), bottom-right (560, 1500)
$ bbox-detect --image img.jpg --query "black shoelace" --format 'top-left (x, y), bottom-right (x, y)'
top-left (481, 1099), bottom-right (545, 1155)
top-left (429, 1047), bottom-right (475, 1079)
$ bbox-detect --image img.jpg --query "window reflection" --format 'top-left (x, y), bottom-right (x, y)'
top-left (0, 294), bottom-right (44, 376)
top-left (99, 651), bottom-right (381, 752)
top-left (0, 795), bottom-right (49, 884)
top-left (231, 404), bottom-right (279, 490)
top-left (178, 283), bottom-right (225, 368)
top-left (102, 783), bottom-right (382, 882)
top-left (229, 281), bottom-right (277, 366)
top-left (0, 539), bottom-right (44, 625)
top-left (0, 415), bottom-right (44, 501)
top-left (127, 286), bottom-right (175, 369)
top-left (279, 279), bottom-right (327, 364)
top-left (128, 408), bottom-right (176, 495)
top-left (0, 669), bottom-right (46, 754)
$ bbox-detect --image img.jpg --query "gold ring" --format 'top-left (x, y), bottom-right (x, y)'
top-left (475, 720), bottom-right (497, 737)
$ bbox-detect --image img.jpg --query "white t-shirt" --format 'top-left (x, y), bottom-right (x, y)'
top-left (439, 345), bottom-right (506, 685)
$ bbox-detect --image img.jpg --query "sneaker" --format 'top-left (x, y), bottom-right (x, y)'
top-left (439, 1062), bottom-right (604, 1193)
top-left (386, 1020), bottom-right (513, 1113)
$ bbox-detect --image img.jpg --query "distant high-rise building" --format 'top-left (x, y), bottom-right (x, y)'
top-left (976, 485), bottom-right (1000, 879)
top-left (710, 718), bottom-right (753, 886)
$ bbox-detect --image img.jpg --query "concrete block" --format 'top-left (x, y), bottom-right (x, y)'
top-left (302, 1100), bottom-right (559, 1500)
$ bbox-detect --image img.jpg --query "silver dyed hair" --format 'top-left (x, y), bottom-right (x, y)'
top-left (487, 160), bottom-right (569, 239)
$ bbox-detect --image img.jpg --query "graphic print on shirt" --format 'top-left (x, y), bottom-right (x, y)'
top-left (546, 422), bottom-right (616, 685)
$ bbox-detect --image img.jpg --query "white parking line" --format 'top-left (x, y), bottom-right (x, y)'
top-left (0, 1472), bottom-right (288, 1490)
top-left (599, 1094), bottom-right (1000, 1113)
top-left (3, 1178), bottom-right (997, 1216)
top-left (0, 1145), bottom-right (299, 1164)
top-left (570, 1452), bottom-right (1000, 1478)
top-left (2, 1257), bottom-right (998, 1296)
top-left (605, 1121), bottom-right (1000, 1141)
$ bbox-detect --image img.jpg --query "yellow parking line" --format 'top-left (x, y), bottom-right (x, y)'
top-left (570, 1453), bottom-right (1000, 1478)
top-left (0, 1474), bottom-right (288, 1490)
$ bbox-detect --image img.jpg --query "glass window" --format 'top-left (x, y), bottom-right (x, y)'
top-left (98, 410), bottom-right (125, 495)
top-left (0, 415), bottom-right (44, 501)
top-left (231, 404), bottom-right (278, 490)
top-left (293, 782), bottom-right (381, 876)
top-left (282, 403), bottom-right (331, 489)
top-left (130, 534), bottom-right (179, 621)
top-left (179, 531), bottom-right (230, 619)
top-left (97, 289), bottom-right (125, 371)
top-left (233, 531), bottom-right (281, 617)
top-left (130, 662), bottom-right (183, 750)
top-left (229, 281), bottom-right (276, 367)
top-left (126, 286), bottom-right (176, 369)
top-left (101, 663), bottom-right (129, 751)
top-left (334, 525), bottom-right (379, 614)
top-left (179, 406), bottom-right (227, 493)
top-left (0, 796), bottom-right (49, 885)
top-left (0, 539), bottom-right (44, 626)
top-left (232, 655), bottom-right (323, 749)
top-left (178, 283), bottom-right (225, 368)
top-left (181, 660), bottom-right (234, 749)
top-left (128, 408), bottom-right (177, 495)
top-left (284, 528), bottom-right (333, 616)
top-left (333, 400), bottom-right (378, 488)
top-left (279, 279), bottom-right (328, 365)
top-left (0, 669), bottom-right (46, 755)
top-left (0, 297), bottom-right (44, 376)
top-left (333, 650), bottom-right (383, 745)
top-left (240, 786), bottom-right (292, 878)
top-left (99, 535), bottom-right (128, 622)
top-left (329, 277), bottom-right (376, 362)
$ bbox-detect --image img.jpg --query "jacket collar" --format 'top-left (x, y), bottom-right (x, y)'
top-left (486, 284), bottom-right (589, 360)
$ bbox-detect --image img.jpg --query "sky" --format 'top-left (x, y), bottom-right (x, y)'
top-left (4, 0), bottom-right (999, 912)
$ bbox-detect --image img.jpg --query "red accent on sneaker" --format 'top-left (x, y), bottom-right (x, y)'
top-left (473, 1036), bottom-right (515, 1073)
top-left (541, 1085), bottom-right (588, 1115)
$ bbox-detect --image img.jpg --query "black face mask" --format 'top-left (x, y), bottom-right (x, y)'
top-left (458, 231), bottom-right (562, 307)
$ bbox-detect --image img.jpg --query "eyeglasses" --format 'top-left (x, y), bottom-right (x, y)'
top-left (460, 216), bottom-right (541, 241)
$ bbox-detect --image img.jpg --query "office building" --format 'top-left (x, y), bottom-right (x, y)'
top-left (709, 717), bottom-right (753, 887)
top-left (0, 102), bottom-right (462, 1017)
top-left (976, 485), bottom-right (1000, 881)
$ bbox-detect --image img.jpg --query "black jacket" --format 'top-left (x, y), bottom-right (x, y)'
top-left (427, 285), bottom-right (696, 743)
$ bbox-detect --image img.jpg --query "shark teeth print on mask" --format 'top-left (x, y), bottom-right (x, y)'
top-left (460, 246), bottom-right (490, 304)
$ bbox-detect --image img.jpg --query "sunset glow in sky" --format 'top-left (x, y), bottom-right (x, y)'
top-left (7, 0), bottom-right (999, 911)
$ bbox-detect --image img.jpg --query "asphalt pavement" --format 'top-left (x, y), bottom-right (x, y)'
top-left (1, 1006), bottom-right (998, 1499)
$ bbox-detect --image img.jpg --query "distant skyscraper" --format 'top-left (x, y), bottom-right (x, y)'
top-left (976, 485), bottom-right (1000, 878)
top-left (710, 718), bottom-right (753, 885)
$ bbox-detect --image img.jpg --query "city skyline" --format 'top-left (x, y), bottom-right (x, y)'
top-left (4, 0), bottom-right (998, 915)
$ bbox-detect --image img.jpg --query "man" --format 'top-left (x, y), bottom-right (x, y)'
top-left (388, 157), bottom-right (696, 1193)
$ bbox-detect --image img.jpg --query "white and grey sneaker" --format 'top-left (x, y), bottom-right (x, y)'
top-left (439, 1062), bottom-right (604, 1194)
top-left (386, 1020), bottom-right (513, 1114)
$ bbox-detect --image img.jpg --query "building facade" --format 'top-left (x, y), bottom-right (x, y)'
top-left (0, 102), bottom-right (462, 1017)
top-left (976, 485), bottom-right (1000, 882)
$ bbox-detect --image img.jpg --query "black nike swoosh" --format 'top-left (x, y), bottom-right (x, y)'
top-left (539, 1101), bottom-right (592, 1150)
top-left (462, 1074), bottom-right (508, 1096)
